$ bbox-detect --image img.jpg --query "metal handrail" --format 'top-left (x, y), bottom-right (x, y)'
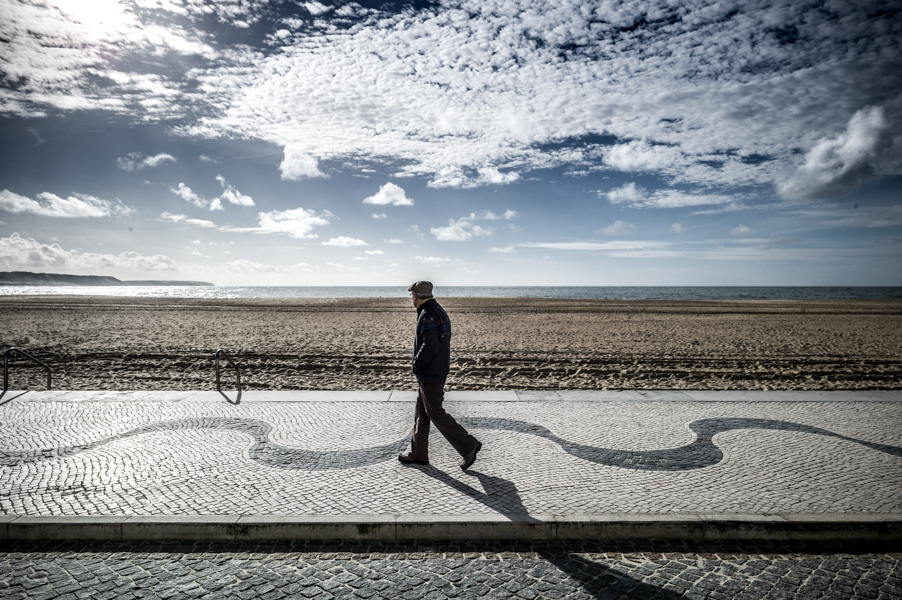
top-left (3, 347), bottom-right (52, 398)
top-left (215, 349), bottom-right (242, 403)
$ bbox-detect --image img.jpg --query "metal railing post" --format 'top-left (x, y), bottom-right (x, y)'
top-left (215, 349), bottom-right (242, 403)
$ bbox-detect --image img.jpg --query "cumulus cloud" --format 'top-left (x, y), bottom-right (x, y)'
top-left (171, 183), bottom-right (222, 211)
top-left (779, 107), bottom-right (893, 200)
top-left (603, 184), bottom-right (733, 209)
top-left (670, 223), bottom-right (685, 233)
top-left (600, 220), bottom-right (636, 236)
top-left (173, 184), bottom-right (201, 207)
top-left (604, 142), bottom-right (683, 173)
top-left (488, 245), bottom-right (514, 253)
top-left (364, 249), bottom-right (384, 255)
top-left (217, 207), bottom-right (332, 238)
top-left (255, 207), bottom-right (332, 239)
top-left (431, 219), bottom-right (490, 241)
top-left (731, 224), bottom-right (751, 236)
top-left (475, 167), bottom-right (520, 185)
top-left (322, 236), bottom-right (368, 247)
top-left (481, 210), bottom-right (518, 220)
top-left (116, 152), bottom-right (175, 171)
top-left (430, 213), bottom-right (497, 241)
top-left (216, 175), bottom-right (255, 207)
top-left (0, 0), bottom-right (215, 118)
top-left (427, 166), bottom-right (521, 189)
top-left (606, 183), bottom-right (646, 204)
top-left (0, 232), bottom-right (73, 269)
top-left (280, 144), bottom-right (325, 180)
top-left (372, 213), bottom-right (387, 219)
top-left (304, 2), bottom-right (333, 17)
top-left (0, 232), bottom-right (177, 271)
top-left (363, 183), bottom-right (414, 206)
top-left (384, 238), bottom-right (403, 244)
top-left (3, 0), bottom-right (900, 197)
top-left (171, 177), bottom-right (254, 210)
top-left (0, 189), bottom-right (133, 218)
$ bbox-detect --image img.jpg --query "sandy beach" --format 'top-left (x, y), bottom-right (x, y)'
top-left (1, 296), bottom-right (900, 391)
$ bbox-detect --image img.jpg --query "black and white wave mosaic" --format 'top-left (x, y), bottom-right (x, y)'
top-left (3, 417), bottom-right (900, 471)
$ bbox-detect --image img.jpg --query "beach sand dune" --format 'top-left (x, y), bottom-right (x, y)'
top-left (2, 296), bottom-right (900, 391)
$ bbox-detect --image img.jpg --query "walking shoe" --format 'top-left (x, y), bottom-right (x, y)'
top-left (398, 453), bottom-right (429, 466)
top-left (460, 441), bottom-right (482, 471)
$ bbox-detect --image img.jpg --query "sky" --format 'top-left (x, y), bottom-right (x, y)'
top-left (0, 0), bottom-right (900, 286)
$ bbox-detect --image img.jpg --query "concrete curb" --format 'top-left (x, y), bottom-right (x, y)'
top-left (4, 514), bottom-right (901, 542)
top-left (10, 390), bottom-right (902, 403)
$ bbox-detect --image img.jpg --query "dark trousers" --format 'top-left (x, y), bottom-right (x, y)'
top-left (410, 381), bottom-right (478, 460)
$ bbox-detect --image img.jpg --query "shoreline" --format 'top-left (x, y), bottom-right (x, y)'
top-left (3, 285), bottom-right (902, 303)
top-left (3, 296), bottom-right (901, 392)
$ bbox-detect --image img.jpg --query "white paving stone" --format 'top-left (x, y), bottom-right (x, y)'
top-left (683, 390), bottom-right (884, 402)
top-left (0, 391), bottom-right (899, 519)
top-left (552, 390), bottom-right (698, 401)
top-left (388, 390), bottom-right (520, 402)
top-left (812, 390), bottom-right (902, 401)
top-left (188, 390), bottom-right (394, 402)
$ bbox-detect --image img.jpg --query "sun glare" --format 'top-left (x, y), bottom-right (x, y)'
top-left (45, 0), bottom-right (133, 31)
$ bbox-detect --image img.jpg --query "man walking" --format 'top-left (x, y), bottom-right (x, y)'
top-left (399, 281), bottom-right (482, 470)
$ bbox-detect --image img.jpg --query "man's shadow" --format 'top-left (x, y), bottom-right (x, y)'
top-left (412, 465), bottom-right (539, 522)
top-left (408, 466), bottom-right (685, 599)
top-left (539, 555), bottom-right (685, 600)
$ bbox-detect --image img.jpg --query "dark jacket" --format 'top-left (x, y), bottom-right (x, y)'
top-left (411, 298), bottom-right (452, 384)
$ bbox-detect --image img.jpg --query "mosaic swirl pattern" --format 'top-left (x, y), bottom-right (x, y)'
top-left (2, 416), bottom-right (900, 471)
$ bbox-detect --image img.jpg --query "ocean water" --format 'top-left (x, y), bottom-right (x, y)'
top-left (1, 285), bottom-right (901, 300)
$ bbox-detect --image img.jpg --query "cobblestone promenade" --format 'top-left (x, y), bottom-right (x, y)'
top-left (1, 390), bottom-right (900, 519)
top-left (2, 390), bottom-right (902, 599)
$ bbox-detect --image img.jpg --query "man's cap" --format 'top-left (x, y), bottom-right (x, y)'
top-left (408, 281), bottom-right (433, 295)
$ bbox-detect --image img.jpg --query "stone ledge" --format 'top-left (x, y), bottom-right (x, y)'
top-left (4, 514), bottom-right (901, 542)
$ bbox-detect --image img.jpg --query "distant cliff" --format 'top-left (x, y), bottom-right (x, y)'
top-left (0, 271), bottom-right (214, 286)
